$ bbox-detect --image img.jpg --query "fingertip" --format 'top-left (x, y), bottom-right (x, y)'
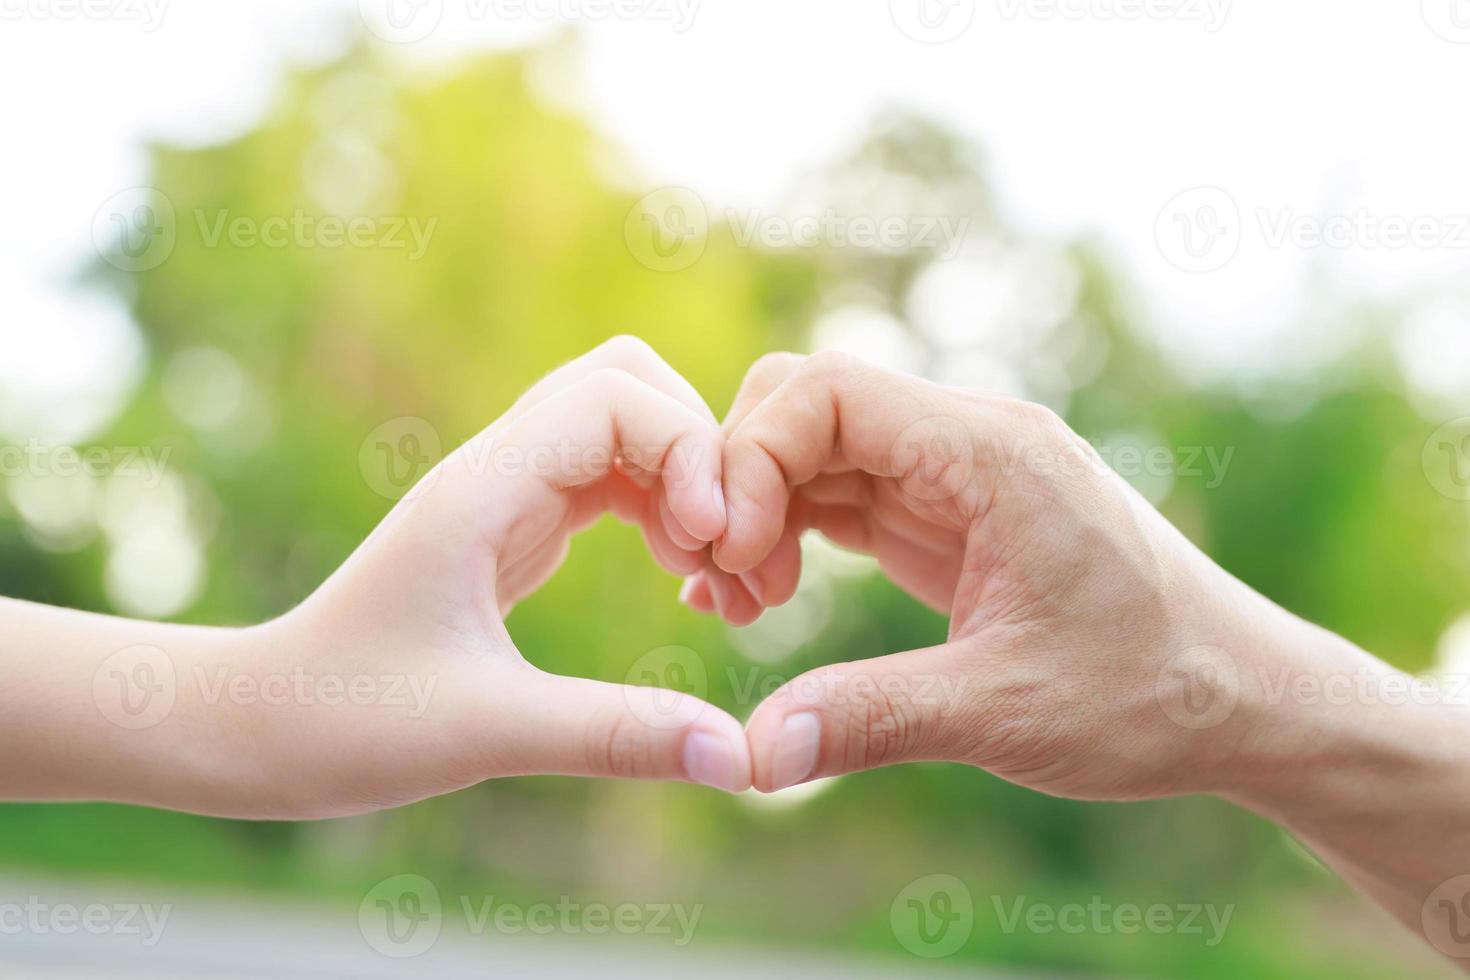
top-left (681, 574), bottom-right (715, 613)
top-left (746, 698), bottom-right (822, 794)
top-left (664, 438), bottom-right (726, 545)
top-left (658, 489), bottom-right (705, 552)
top-left (752, 530), bottom-right (802, 607)
top-left (682, 723), bottom-right (752, 793)
top-left (705, 568), bottom-right (763, 626)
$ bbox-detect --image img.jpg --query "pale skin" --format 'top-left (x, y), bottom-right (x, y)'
top-left (681, 349), bottom-right (1470, 967)
top-left (2, 341), bottom-right (1467, 964)
top-left (0, 337), bottom-right (755, 819)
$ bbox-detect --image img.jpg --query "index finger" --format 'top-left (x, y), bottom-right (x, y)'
top-left (712, 351), bottom-right (990, 574)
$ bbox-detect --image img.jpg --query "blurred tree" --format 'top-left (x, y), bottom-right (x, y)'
top-left (0, 33), bottom-right (1462, 980)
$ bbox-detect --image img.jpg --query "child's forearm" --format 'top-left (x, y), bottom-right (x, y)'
top-left (0, 596), bottom-right (277, 816)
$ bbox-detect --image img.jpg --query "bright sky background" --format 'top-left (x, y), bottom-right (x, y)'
top-left (0, 0), bottom-right (1468, 645)
top-left (2, 0), bottom-right (1469, 431)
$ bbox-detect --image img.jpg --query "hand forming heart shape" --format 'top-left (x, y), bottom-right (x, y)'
top-left (14, 336), bottom-right (1462, 966)
top-left (239, 335), bottom-right (1292, 819)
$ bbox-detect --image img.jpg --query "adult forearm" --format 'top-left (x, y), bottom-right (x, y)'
top-left (1221, 603), bottom-right (1470, 962)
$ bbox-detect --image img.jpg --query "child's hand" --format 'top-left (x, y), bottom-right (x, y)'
top-left (223, 337), bottom-right (749, 816)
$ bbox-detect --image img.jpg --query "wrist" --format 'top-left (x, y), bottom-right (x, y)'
top-left (1210, 602), bottom-right (1470, 929)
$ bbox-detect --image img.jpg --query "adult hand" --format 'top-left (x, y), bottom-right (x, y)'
top-left (684, 352), bottom-right (1403, 803)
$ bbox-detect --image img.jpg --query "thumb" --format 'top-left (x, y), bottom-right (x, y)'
top-left (744, 645), bottom-right (972, 792)
top-left (492, 668), bottom-right (752, 794)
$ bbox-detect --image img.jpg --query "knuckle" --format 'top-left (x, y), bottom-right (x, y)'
top-left (586, 707), bottom-right (657, 779)
top-left (746, 351), bottom-right (804, 389)
top-left (1013, 399), bottom-right (1071, 444)
top-left (580, 366), bottom-right (639, 398)
top-left (829, 672), bottom-right (923, 770)
top-left (598, 334), bottom-right (659, 368)
top-left (802, 348), bottom-right (862, 382)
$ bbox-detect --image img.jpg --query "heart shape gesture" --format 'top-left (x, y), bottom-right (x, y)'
top-left (233, 337), bottom-right (753, 816)
top-left (13, 338), bottom-right (1462, 965)
top-left (678, 350), bottom-right (1287, 802)
top-left (234, 341), bottom-right (1295, 816)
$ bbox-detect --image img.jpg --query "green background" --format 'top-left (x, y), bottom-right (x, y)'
top-left (2, 36), bottom-right (1466, 979)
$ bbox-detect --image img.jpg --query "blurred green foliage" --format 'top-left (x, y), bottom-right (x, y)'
top-left (2, 35), bottom-right (1466, 980)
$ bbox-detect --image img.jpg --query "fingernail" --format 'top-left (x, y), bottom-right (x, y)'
top-left (769, 712), bottom-right (821, 791)
top-left (738, 570), bottom-right (764, 604)
top-left (683, 731), bottom-right (741, 793)
top-left (678, 578), bottom-right (698, 605)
